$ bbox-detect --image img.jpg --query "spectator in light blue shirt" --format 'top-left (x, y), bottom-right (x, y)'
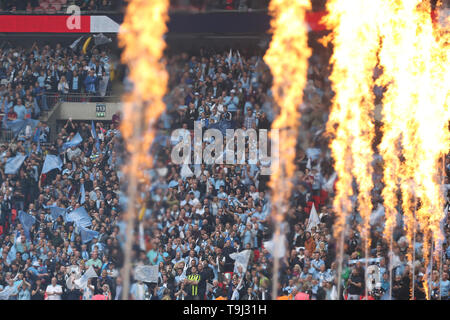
top-left (13, 98), bottom-right (27, 120)
top-left (440, 273), bottom-right (449, 299)
top-left (223, 90), bottom-right (239, 112)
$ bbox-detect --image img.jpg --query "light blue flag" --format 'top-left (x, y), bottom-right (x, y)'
top-left (33, 98), bottom-right (40, 116)
top-left (62, 132), bottom-right (83, 151)
top-left (48, 206), bottom-right (67, 221)
top-left (79, 183), bottom-right (86, 204)
top-left (36, 137), bottom-right (41, 154)
top-left (5, 154), bottom-right (27, 175)
top-left (91, 120), bottom-right (100, 151)
top-left (79, 226), bottom-right (99, 244)
top-left (4, 118), bottom-right (40, 137)
top-left (4, 119), bottom-right (27, 136)
top-left (168, 180), bottom-right (179, 188)
top-left (6, 244), bottom-right (17, 265)
top-left (42, 155), bottom-right (63, 175)
top-left (18, 211), bottom-right (36, 239)
top-left (66, 206), bottom-right (92, 228)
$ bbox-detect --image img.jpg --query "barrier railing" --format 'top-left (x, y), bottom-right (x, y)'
top-left (44, 93), bottom-right (121, 106)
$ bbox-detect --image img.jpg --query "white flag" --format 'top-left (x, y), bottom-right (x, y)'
top-left (227, 49), bottom-right (233, 68)
top-left (180, 164), bottom-right (193, 178)
top-left (74, 266), bottom-right (97, 289)
top-left (330, 285), bottom-right (338, 300)
top-left (134, 265), bottom-right (159, 283)
top-left (324, 172), bottom-right (337, 192)
top-left (369, 203), bottom-right (385, 226)
top-left (263, 234), bottom-right (286, 259)
top-left (237, 50), bottom-right (243, 67)
top-left (306, 157), bottom-right (312, 170)
top-left (229, 250), bottom-right (251, 274)
top-left (306, 203), bottom-right (320, 232)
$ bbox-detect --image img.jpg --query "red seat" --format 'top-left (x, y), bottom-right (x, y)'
top-left (312, 195), bottom-right (321, 208)
top-left (11, 209), bottom-right (17, 223)
top-left (52, 3), bottom-right (62, 11)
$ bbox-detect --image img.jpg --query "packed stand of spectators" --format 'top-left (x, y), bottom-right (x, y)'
top-left (169, 0), bottom-right (327, 11)
top-left (0, 43), bottom-right (448, 300)
top-left (118, 46), bottom-right (449, 300)
top-left (0, 115), bottom-right (124, 300)
top-left (0, 0), bottom-right (117, 13)
top-left (0, 40), bottom-right (114, 127)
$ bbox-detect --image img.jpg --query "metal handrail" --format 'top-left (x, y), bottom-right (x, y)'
top-left (45, 93), bottom-right (121, 103)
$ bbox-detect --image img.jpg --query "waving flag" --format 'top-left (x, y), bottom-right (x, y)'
top-left (229, 249), bottom-right (251, 274)
top-left (226, 49), bottom-right (233, 68)
top-left (33, 98), bottom-right (40, 116)
top-left (18, 210), bottom-right (36, 239)
top-left (70, 35), bottom-right (84, 51)
top-left (306, 203), bottom-right (320, 232)
top-left (237, 50), bottom-right (243, 68)
top-left (79, 226), bottom-right (99, 244)
top-left (5, 154), bottom-right (27, 175)
top-left (48, 206), bottom-right (67, 221)
top-left (42, 155), bottom-right (63, 174)
top-left (91, 120), bottom-right (100, 151)
top-left (33, 127), bottom-right (41, 153)
top-left (6, 244), bottom-right (17, 265)
top-left (62, 132), bottom-right (83, 151)
top-left (134, 265), bottom-right (159, 283)
top-left (79, 183), bottom-right (86, 204)
top-left (66, 206), bottom-right (92, 228)
top-left (264, 235), bottom-right (286, 259)
top-left (0, 285), bottom-right (17, 300)
top-left (74, 266), bottom-right (97, 289)
top-left (4, 119), bottom-right (39, 137)
top-left (4, 119), bottom-right (27, 136)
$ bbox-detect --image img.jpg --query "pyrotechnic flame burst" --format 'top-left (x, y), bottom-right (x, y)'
top-left (323, 0), bottom-right (380, 296)
top-left (118, 0), bottom-right (170, 299)
top-left (377, 0), bottom-right (450, 299)
top-left (264, 0), bottom-right (311, 298)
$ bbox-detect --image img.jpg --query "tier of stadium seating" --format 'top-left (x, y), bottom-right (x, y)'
top-left (28, 0), bottom-right (67, 14)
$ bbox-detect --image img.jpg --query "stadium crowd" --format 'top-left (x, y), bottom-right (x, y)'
top-left (0, 0), bottom-right (116, 12)
top-left (0, 40), bottom-right (114, 120)
top-left (0, 41), bottom-right (448, 301)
